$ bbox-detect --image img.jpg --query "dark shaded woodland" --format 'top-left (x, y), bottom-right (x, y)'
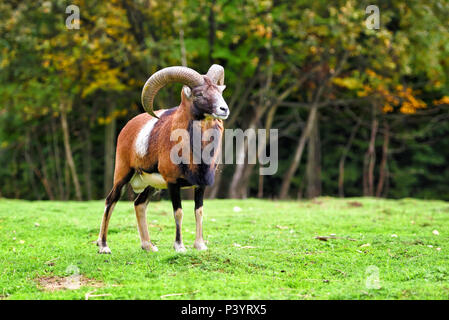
top-left (1, 0), bottom-right (448, 201)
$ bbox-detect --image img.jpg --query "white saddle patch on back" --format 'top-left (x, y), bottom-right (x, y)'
top-left (130, 172), bottom-right (168, 193)
top-left (135, 110), bottom-right (166, 157)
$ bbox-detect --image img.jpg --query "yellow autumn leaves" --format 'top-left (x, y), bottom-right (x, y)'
top-left (97, 109), bottom-right (128, 125)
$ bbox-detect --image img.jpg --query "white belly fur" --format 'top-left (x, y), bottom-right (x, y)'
top-left (130, 172), bottom-right (168, 193)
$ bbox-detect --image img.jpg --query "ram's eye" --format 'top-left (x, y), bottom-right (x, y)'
top-left (195, 92), bottom-right (203, 97)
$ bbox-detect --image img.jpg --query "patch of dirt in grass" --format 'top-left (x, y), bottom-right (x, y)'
top-left (347, 201), bottom-right (363, 208)
top-left (36, 275), bottom-right (104, 292)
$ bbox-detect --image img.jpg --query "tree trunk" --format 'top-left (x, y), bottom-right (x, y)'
top-left (64, 161), bottom-right (70, 200)
top-left (127, 184), bottom-right (135, 201)
top-left (60, 101), bottom-right (82, 201)
top-left (104, 104), bottom-right (117, 197)
top-left (182, 188), bottom-right (195, 200)
top-left (376, 121), bottom-right (390, 197)
top-left (279, 52), bottom-right (348, 199)
top-left (207, 165), bottom-right (223, 198)
top-left (229, 135), bottom-right (253, 198)
top-left (228, 105), bottom-right (262, 198)
top-left (82, 125), bottom-right (93, 200)
top-left (35, 136), bottom-right (56, 200)
top-left (50, 116), bottom-right (64, 199)
top-left (228, 49), bottom-right (273, 199)
top-left (257, 104), bottom-right (277, 199)
top-left (24, 133), bottom-right (42, 200)
top-left (305, 111), bottom-right (321, 198)
top-left (257, 174), bottom-right (264, 198)
top-left (238, 163), bottom-right (253, 198)
top-left (11, 149), bottom-right (20, 198)
top-left (363, 111), bottom-right (378, 196)
top-left (232, 104), bottom-right (277, 199)
top-left (338, 120), bottom-right (361, 197)
top-left (279, 103), bottom-right (318, 199)
top-left (297, 170), bottom-right (306, 199)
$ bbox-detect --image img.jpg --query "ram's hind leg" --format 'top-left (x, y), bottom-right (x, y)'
top-left (97, 169), bottom-right (134, 254)
top-left (97, 190), bottom-right (119, 254)
top-left (134, 187), bottom-right (158, 252)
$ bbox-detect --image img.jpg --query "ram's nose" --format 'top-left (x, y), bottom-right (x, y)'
top-left (214, 104), bottom-right (229, 120)
top-left (218, 105), bottom-right (229, 114)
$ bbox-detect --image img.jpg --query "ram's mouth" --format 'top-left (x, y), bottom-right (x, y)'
top-left (211, 112), bottom-right (229, 120)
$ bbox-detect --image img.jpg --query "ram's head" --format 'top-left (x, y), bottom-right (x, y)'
top-left (141, 65), bottom-right (229, 120)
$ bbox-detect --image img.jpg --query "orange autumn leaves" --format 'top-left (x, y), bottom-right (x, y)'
top-left (433, 96), bottom-right (449, 106)
top-left (381, 85), bottom-right (426, 114)
top-left (334, 69), bottom-right (434, 114)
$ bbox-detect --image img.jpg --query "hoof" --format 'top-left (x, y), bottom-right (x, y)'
top-left (98, 246), bottom-right (112, 254)
top-left (174, 242), bottom-right (187, 253)
top-left (142, 242), bottom-right (158, 252)
top-left (194, 242), bottom-right (208, 251)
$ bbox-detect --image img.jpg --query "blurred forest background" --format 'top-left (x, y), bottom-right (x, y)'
top-left (1, 0), bottom-right (448, 201)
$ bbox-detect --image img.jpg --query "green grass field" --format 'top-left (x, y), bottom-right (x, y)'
top-left (0, 197), bottom-right (448, 300)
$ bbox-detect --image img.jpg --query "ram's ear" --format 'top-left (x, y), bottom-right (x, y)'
top-left (182, 86), bottom-right (192, 100)
top-left (217, 85), bottom-right (226, 93)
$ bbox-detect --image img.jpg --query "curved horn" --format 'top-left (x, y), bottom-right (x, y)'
top-left (206, 64), bottom-right (225, 85)
top-left (141, 66), bottom-right (204, 118)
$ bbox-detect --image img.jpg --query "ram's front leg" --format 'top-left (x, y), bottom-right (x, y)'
top-left (193, 185), bottom-right (207, 250)
top-left (168, 183), bottom-right (186, 252)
